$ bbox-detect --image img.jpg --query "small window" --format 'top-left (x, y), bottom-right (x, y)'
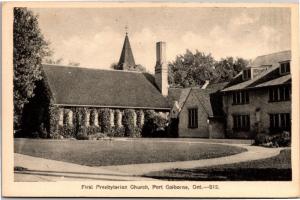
top-left (269, 86), bottom-right (291, 102)
top-left (188, 108), bottom-right (198, 129)
top-left (233, 114), bottom-right (250, 131)
top-left (280, 62), bottom-right (290, 74)
top-left (232, 91), bottom-right (249, 105)
top-left (269, 113), bottom-right (291, 131)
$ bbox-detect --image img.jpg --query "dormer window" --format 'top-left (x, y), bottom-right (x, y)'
top-left (280, 61), bottom-right (290, 75)
top-left (242, 69), bottom-right (251, 80)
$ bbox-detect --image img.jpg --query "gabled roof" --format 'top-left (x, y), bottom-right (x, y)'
top-left (192, 88), bottom-right (214, 117)
top-left (206, 82), bottom-right (229, 92)
top-left (222, 50), bottom-right (291, 92)
top-left (251, 50), bottom-right (291, 68)
top-left (117, 34), bottom-right (136, 70)
top-left (168, 86), bottom-right (224, 117)
top-left (167, 87), bottom-right (190, 107)
top-left (253, 74), bottom-right (291, 88)
top-left (42, 64), bottom-right (170, 109)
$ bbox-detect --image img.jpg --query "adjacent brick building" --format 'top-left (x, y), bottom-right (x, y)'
top-left (221, 50), bottom-right (291, 139)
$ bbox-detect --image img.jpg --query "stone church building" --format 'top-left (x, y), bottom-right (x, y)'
top-left (21, 33), bottom-right (291, 139)
top-left (22, 33), bottom-right (178, 138)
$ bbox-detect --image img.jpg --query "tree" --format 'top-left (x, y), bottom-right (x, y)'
top-left (168, 50), bottom-right (217, 87)
top-left (110, 62), bottom-right (147, 72)
top-left (168, 50), bottom-right (250, 87)
top-left (13, 8), bottom-right (51, 129)
top-left (214, 57), bottom-right (249, 82)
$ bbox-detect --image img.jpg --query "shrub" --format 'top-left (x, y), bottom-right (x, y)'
top-left (58, 125), bottom-right (76, 138)
top-left (30, 131), bottom-right (40, 138)
top-left (49, 133), bottom-right (61, 139)
top-left (87, 132), bottom-right (107, 140)
top-left (142, 110), bottom-right (169, 137)
top-left (142, 110), bottom-right (156, 137)
top-left (99, 108), bottom-right (111, 133)
top-left (123, 109), bottom-right (140, 137)
top-left (86, 126), bottom-right (101, 135)
top-left (90, 109), bottom-right (97, 126)
top-left (48, 105), bottom-right (60, 135)
top-left (271, 131), bottom-right (291, 147)
top-left (254, 131), bottom-right (291, 147)
top-left (76, 133), bottom-right (89, 140)
top-left (108, 126), bottom-right (125, 137)
top-left (254, 134), bottom-right (272, 145)
top-left (38, 123), bottom-right (48, 138)
top-left (136, 110), bottom-right (144, 129)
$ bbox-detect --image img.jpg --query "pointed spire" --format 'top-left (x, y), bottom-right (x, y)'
top-left (117, 30), bottom-right (136, 70)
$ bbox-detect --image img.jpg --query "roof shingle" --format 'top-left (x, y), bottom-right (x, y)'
top-left (42, 64), bottom-right (170, 110)
top-left (222, 50), bottom-right (291, 92)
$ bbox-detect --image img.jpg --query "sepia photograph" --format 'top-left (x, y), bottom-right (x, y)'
top-left (2, 1), bottom-right (299, 198)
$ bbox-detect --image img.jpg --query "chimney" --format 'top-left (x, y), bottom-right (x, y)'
top-left (155, 42), bottom-right (168, 97)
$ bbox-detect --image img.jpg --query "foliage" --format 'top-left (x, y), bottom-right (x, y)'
top-left (168, 50), bottom-right (217, 87)
top-left (111, 62), bottom-right (147, 72)
top-left (136, 110), bottom-right (144, 128)
top-left (89, 109), bottom-right (97, 126)
top-left (13, 8), bottom-right (51, 128)
top-left (123, 109), bottom-right (141, 137)
top-left (168, 50), bottom-right (250, 87)
top-left (108, 126), bottom-right (125, 137)
top-left (99, 108), bottom-right (111, 133)
top-left (58, 124), bottom-right (76, 138)
top-left (76, 133), bottom-right (89, 140)
top-left (254, 132), bottom-right (291, 147)
top-left (214, 57), bottom-right (249, 82)
top-left (86, 126), bottom-right (101, 135)
top-left (254, 134), bottom-right (272, 145)
top-left (142, 110), bottom-right (169, 137)
top-left (48, 105), bottom-right (59, 136)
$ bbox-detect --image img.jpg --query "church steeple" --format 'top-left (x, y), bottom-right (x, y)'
top-left (117, 31), bottom-right (136, 70)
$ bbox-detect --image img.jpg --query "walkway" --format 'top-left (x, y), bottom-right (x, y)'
top-left (14, 141), bottom-right (284, 181)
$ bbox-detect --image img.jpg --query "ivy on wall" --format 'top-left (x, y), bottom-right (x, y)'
top-left (123, 109), bottom-right (142, 137)
top-left (136, 110), bottom-right (144, 129)
top-left (99, 108), bottom-right (111, 133)
top-left (46, 104), bottom-right (170, 139)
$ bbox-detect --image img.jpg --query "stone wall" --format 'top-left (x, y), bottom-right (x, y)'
top-left (178, 91), bottom-right (225, 138)
top-left (223, 86), bottom-right (291, 139)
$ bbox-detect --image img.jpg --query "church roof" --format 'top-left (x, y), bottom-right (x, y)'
top-left (42, 64), bottom-right (170, 110)
top-left (117, 34), bottom-right (136, 70)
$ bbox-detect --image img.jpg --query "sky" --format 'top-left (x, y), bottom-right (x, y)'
top-left (31, 7), bottom-right (291, 73)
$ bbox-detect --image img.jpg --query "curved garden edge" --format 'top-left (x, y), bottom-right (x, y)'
top-left (100, 141), bottom-right (284, 176)
top-left (14, 138), bottom-right (285, 179)
top-left (14, 138), bottom-right (246, 167)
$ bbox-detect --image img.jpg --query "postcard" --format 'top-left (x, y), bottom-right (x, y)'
top-left (2, 1), bottom-right (299, 197)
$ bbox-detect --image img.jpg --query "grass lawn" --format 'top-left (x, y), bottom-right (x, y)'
top-left (143, 149), bottom-right (291, 181)
top-left (14, 138), bottom-right (246, 166)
